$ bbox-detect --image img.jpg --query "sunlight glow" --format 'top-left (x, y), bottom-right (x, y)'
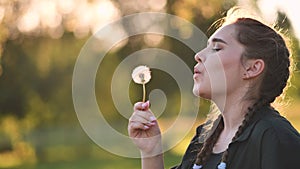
top-left (239, 0), bottom-right (300, 44)
top-left (148, 0), bottom-right (167, 11)
top-left (144, 34), bottom-right (164, 47)
top-left (57, 0), bottom-right (75, 14)
top-left (38, 0), bottom-right (62, 28)
top-left (1, 0), bottom-right (169, 41)
top-left (274, 0), bottom-right (300, 40)
top-left (17, 10), bottom-right (40, 33)
top-left (91, 0), bottom-right (121, 34)
top-left (13, 0), bottom-right (121, 39)
top-left (0, 7), bottom-right (5, 23)
top-left (258, 0), bottom-right (300, 39)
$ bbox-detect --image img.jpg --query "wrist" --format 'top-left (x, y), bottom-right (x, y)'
top-left (140, 142), bottom-right (163, 158)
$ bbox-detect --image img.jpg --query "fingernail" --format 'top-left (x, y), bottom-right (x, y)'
top-left (146, 100), bottom-right (150, 106)
top-left (144, 125), bottom-right (149, 129)
top-left (149, 116), bottom-right (156, 122)
top-left (142, 103), bottom-right (147, 109)
top-left (149, 122), bottom-right (156, 126)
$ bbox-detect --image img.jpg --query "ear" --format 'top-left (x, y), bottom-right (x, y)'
top-left (242, 59), bottom-right (265, 80)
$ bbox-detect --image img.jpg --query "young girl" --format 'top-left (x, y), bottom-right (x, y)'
top-left (128, 8), bottom-right (300, 169)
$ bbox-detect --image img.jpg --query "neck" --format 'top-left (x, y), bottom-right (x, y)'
top-left (213, 93), bottom-right (252, 131)
top-left (222, 102), bottom-right (250, 131)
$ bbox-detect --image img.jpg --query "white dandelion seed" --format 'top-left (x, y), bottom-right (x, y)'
top-left (131, 65), bottom-right (151, 102)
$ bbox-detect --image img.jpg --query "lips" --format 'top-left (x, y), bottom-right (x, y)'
top-left (194, 68), bottom-right (201, 74)
top-left (193, 68), bottom-right (202, 79)
top-left (193, 66), bottom-right (203, 80)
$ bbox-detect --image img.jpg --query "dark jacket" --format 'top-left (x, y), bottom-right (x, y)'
top-left (171, 106), bottom-right (300, 169)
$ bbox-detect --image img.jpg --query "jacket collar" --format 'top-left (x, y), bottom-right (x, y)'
top-left (232, 105), bottom-right (275, 142)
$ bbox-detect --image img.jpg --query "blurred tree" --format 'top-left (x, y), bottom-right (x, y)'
top-left (0, 1), bottom-right (217, 167)
top-left (0, 0), bottom-right (299, 168)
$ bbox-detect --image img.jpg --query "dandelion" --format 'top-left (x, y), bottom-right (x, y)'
top-left (132, 65), bottom-right (151, 102)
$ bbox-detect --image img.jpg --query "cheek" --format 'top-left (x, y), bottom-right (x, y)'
top-left (218, 50), bottom-right (243, 75)
top-left (221, 57), bottom-right (245, 91)
top-left (203, 55), bottom-right (242, 94)
top-left (223, 59), bottom-right (243, 78)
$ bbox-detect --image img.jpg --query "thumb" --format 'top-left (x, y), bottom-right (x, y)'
top-left (141, 100), bottom-right (150, 110)
top-left (133, 100), bottom-right (150, 111)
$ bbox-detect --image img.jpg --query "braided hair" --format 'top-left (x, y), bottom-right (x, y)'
top-left (193, 11), bottom-right (291, 169)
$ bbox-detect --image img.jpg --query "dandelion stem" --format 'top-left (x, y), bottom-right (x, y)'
top-left (142, 83), bottom-right (146, 102)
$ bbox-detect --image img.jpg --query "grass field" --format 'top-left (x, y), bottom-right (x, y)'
top-left (1, 100), bottom-right (299, 169)
top-left (11, 148), bottom-right (182, 169)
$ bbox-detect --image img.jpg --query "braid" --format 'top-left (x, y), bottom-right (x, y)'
top-left (193, 100), bottom-right (269, 169)
top-left (219, 99), bottom-right (268, 166)
top-left (195, 117), bottom-right (224, 165)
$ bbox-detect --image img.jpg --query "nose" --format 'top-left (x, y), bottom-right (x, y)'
top-left (194, 50), bottom-right (205, 63)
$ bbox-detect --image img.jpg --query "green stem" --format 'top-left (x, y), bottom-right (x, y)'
top-left (142, 83), bottom-right (146, 102)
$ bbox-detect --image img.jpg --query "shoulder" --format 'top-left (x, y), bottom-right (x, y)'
top-left (253, 107), bottom-right (300, 168)
top-left (254, 106), bottom-right (300, 144)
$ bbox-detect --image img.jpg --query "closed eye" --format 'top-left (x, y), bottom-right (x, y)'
top-left (212, 48), bottom-right (221, 52)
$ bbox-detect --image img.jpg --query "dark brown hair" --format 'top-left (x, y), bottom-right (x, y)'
top-left (194, 10), bottom-right (291, 168)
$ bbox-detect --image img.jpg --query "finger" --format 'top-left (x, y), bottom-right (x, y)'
top-left (134, 100), bottom-right (150, 111)
top-left (128, 121), bottom-right (150, 132)
top-left (129, 113), bottom-right (149, 124)
top-left (142, 100), bottom-right (150, 110)
top-left (129, 115), bottom-right (156, 129)
top-left (131, 110), bottom-right (156, 123)
top-left (133, 102), bottom-right (143, 111)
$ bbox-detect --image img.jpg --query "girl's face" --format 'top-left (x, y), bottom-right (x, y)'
top-left (193, 24), bottom-right (246, 100)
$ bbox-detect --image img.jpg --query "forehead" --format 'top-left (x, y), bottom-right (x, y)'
top-left (208, 24), bottom-right (237, 43)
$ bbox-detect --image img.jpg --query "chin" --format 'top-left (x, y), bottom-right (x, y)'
top-left (193, 84), bottom-right (200, 96)
top-left (193, 85), bottom-right (211, 99)
top-left (192, 89), bottom-right (199, 97)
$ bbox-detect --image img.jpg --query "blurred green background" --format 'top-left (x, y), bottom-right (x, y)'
top-left (0, 0), bottom-right (299, 168)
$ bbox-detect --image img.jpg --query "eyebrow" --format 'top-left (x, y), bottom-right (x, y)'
top-left (207, 38), bottom-right (228, 46)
